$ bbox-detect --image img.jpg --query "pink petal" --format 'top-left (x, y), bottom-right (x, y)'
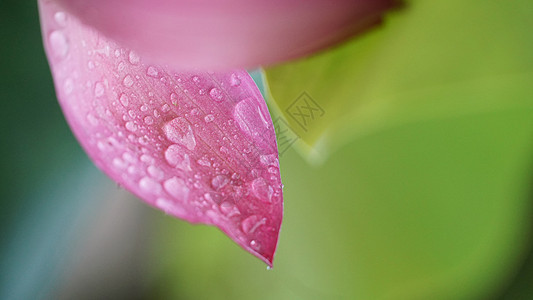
top-left (39, 0), bottom-right (283, 266)
top-left (52, 0), bottom-right (397, 70)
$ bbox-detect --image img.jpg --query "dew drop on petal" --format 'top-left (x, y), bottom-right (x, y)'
top-left (209, 87), bottom-right (224, 102)
top-left (139, 177), bottom-right (162, 194)
top-left (94, 82), bottom-right (105, 97)
top-left (63, 78), bottom-right (73, 95)
top-left (230, 73), bottom-right (241, 87)
top-left (123, 74), bottom-right (134, 87)
top-left (146, 66), bottom-right (158, 78)
top-left (128, 50), bottom-right (140, 64)
top-left (241, 215), bottom-right (267, 234)
top-left (251, 177), bottom-right (272, 203)
top-left (144, 116), bottom-right (154, 125)
top-left (164, 144), bottom-right (192, 171)
top-left (147, 165), bottom-right (164, 180)
top-left (125, 121), bottom-right (137, 132)
top-left (54, 11), bottom-right (67, 27)
top-left (49, 30), bottom-right (69, 58)
top-left (204, 114), bottom-right (214, 123)
top-left (164, 177), bottom-right (190, 200)
top-left (211, 175), bottom-right (229, 190)
top-left (163, 117), bottom-right (196, 150)
top-left (119, 93), bottom-right (129, 107)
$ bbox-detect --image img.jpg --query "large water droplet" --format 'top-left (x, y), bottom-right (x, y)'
top-left (251, 177), bottom-right (273, 203)
top-left (144, 116), bottom-right (154, 125)
top-left (220, 202), bottom-right (240, 217)
top-left (139, 177), bottom-right (162, 194)
top-left (123, 75), bottom-right (134, 87)
top-left (94, 82), bottom-right (105, 97)
top-left (125, 121), bottom-right (137, 132)
top-left (119, 94), bottom-right (129, 107)
top-left (49, 30), bottom-right (69, 58)
top-left (128, 50), bottom-right (140, 64)
top-left (211, 175), bottom-right (229, 190)
top-left (146, 66), bottom-right (158, 78)
top-left (162, 117), bottom-right (196, 150)
top-left (260, 154), bottom-right (278, 166)
top-left (164, 144), bottom-right (192, 171)
top-left (156, 198), bottom-right (186, 216)
top-left (164, 177), bottom-right (189, 200)
top-left (148, 165), bottom-right (164, 180)
top-left (230, 73), bottom-right (241, 87)
top-left (54, 12), bottom-right (67, 27)
top-left (234, 97), bottom-right (268, 139)
top-left (209, 88), bottom-right (224, 102)
top-left (241, 215), bottom-right (267, 234)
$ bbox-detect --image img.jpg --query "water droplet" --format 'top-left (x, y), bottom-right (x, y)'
top-left (148, 165), bottom-right (164, 180)
top-left (164, 177), bottom-right (189, 199)
top-left (144, 116), bottom-right (154, 125)
top-left (128, 51), bottom-right (140, 64)
top-left (211, 175), bottom-right (229, 190)
top-left (139, 177), bottom-right (162, 194)
top-left (220, 202), bottom-right (240, 217)
top-left (164, 144), bottom-right (192, 171)
top-left (249, 240), bottom-right (260, 251)
top-left (86, 114), bottom-right (99, 126)
top-left (113, 158), bottom-right (127, 169)
top-left (209, 88), bottom-right (224, 102)
top-left (146, 66), bottom-right (158, 78)
top-left (251, 177), bottom-right (273, 203)
top-left (196, 157), bottom-right (211, 167)
top-left (241, 215), bottom-right (267, 234)
top-left (156, 198), bottom-right (186, 216)
top-left (94, 82), bottom-right (105, 97)
top-left (125, 121), bottom-right (137, 132)
top-left (204, 114), bottom-right (214, 123)
top-left (260, 154), bottom-right (278, 166)
top-left (162, 117), bottom-right (196, 150)
top-left (140, 154), bottom-right (155, 164)
top-left (54, 12), bottom-right (67, 27)
top-left (114, 49), bottom-right (121, 57)
top-left (123, 75), bottom-right (134, 87)
top-left (170, 93), bottom-right (179, 105)
top-left (219, 146), bottom-right (229, 154)
top-left (123, 152), bottom-right (137, 164)
top-left (128, 110), bottom-right (136, 118)
top-left (140, 104), bottom-right (148, 112)
top-left (87, 60), bottom-right (95, 69)
top-left (63, 78), bottom-right (73, 95)
top-left (161, 104), bottom-right (171, 112)
top-left (119, 94), bottom-right (129, 107)
top-left (117, 61), bottom-right (126, 72)
top-left (234, 98), bottom-right (269, 139)
top-left (192, 76), bottom-right (200, 84)
top-left (230, 73), bottom-right (241, 86)
top-left (49, 30), bottom-right (69, 58)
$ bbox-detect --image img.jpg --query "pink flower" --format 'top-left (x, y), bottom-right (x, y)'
top-left (38, 0), bottom-right (395, 266)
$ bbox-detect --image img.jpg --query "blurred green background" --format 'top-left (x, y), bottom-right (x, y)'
top-left (1, 1), bottom-right (533, 299)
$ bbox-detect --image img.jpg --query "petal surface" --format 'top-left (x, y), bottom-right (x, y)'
top-left (53, 0), bottom-right (398, 70)
top-left (39, 0), bottom-right (283, 266)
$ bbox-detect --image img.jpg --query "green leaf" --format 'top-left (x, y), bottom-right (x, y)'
top-left (264, 0), bottom-right (533, 162)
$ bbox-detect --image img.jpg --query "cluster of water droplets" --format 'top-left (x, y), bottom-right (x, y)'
top-left (46, 5), bottom-right (281, 255)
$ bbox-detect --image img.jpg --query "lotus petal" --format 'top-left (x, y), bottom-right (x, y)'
top-left (39, 0), bottom-right (283, 266)
top-left (53, 0), bottom-right (398, 70)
